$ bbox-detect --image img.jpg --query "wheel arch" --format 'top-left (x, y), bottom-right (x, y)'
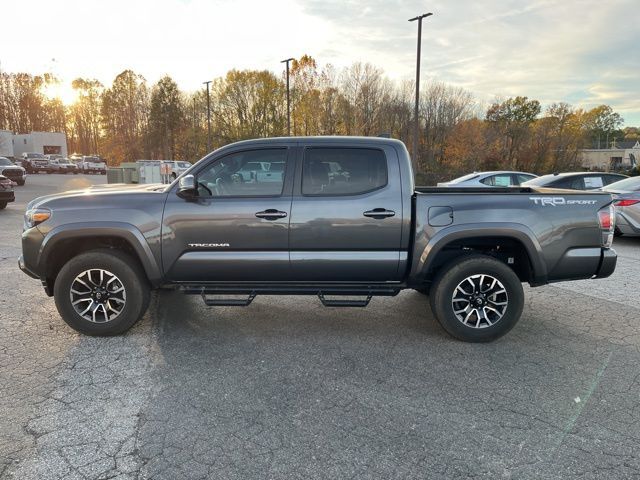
top-left (38, 223), bottom-right (163, 293)
top-left (414, 224), bottom-right (548, 287)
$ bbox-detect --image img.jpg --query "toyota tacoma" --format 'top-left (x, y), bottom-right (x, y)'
top-left (19, 137), bottom-right (617, 341)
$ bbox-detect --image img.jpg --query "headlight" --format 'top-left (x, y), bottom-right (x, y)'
top-left (24, 208), bottom-right (51, 229)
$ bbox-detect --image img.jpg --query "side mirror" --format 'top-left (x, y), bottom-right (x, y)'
top-left (177, 174), bottom-right (197, 199)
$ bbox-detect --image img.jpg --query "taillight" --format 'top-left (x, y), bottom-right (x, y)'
top-left (614, 199), bottom-right (640, 207)
top-left (598, 205), bottom-right (615, 248)
top-left (598, 208), bottom-right (612, 230)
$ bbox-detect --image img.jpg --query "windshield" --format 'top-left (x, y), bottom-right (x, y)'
top-left (27, 153), bottom-right (45, 159)
top-left (521, 175), bottom-right (557, 186)
top-left (447, 173), bottom-right (480, 184)
top-left (603, 176), bottom-right (640, 192)
top-left (0, 158), bottom-right (13, 166)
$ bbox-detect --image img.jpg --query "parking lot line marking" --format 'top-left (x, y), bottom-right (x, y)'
top-left (551, 349), bottom-right (613, 455)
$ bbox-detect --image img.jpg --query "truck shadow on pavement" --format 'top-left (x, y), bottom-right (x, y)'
top-left (124, 286), bottom-right (640, 479)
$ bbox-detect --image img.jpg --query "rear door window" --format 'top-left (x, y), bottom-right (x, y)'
top-left (302, 148), bottom-right (387, 195)
top-left (516, 174), bottom-right (536, 184)
top-left (481, 174), bottom-right (513, 186)
top-left (583, 176), bottom-right (604, 189)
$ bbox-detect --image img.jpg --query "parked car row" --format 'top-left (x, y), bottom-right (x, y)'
top-left (438, 169), bottom-right (640, 240)
top-left (15, 153), bottom-right (107, 175)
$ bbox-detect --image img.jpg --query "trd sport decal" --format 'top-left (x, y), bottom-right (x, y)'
top-left (529, 197), bottom-right (597, 206)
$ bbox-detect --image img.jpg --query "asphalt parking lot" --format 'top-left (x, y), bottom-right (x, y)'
top-left (1, 174), bottom-right (640, 480)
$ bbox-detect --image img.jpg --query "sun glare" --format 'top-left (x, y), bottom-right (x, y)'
top-left (42, 82), bottom-right (80, 106)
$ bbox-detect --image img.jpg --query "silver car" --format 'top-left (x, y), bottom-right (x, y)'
top-left (601, 176), bottom-right (640, 237)
top-left (437, 171), bottom-right (537, 187)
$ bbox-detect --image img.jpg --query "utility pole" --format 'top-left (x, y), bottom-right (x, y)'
top-left (203, 80), bottom-right (212, 152)
top-left (281, 58), bottom-right (294, 136)
top-left (409, 12), bottom-right (433, 172)
top-left (193, 96), bottom-right (197, 160)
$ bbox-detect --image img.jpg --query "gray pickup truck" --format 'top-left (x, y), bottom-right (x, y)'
top-left (19, 137), bottom-right (617, 342)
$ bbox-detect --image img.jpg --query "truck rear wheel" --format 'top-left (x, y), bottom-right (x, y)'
top-left (53, 249), bottom-right (150, 336)
top-left (429, 255), bottom-right (524, 342)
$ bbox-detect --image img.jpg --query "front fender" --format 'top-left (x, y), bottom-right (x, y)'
top-left (412, 222), bottom-right (548, 285)
top-left (38, 222), bottom-right (163, 287)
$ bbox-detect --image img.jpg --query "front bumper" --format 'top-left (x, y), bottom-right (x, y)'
top-left (18, 254), bottom-right (39, 279)
top-left (0, 191), bottom-right (15, 202)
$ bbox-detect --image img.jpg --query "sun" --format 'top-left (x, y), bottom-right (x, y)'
top-left (42, 82), bottom-right (80, 106)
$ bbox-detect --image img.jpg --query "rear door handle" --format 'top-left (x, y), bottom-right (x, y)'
top-left (255, 209), bottom-right (288, 220)
top-left (363, 208), bottom-right (396, 219)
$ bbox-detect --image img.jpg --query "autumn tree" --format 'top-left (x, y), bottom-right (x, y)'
top-left (100, 70), bottom-right (149, 162)
top-left (0, 73), bottom-right (64, 133)
top-left (486, 96), bottom-right (541, 169)
top-left (584, 105), bottom-right (624, 148)
top-left (67, 78), bottom-right (103, 154)
top-left (442, 118), bottom-right (487, 172)
top-left (420, 82), bottom-right (475, 171)
top-left (148, 75), bottom-right (184, 159)
top-left (211, 69), bottom-right (286, 143)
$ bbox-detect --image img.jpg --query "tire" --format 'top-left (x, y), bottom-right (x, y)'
top-left (0, 202), bottom-right (6, 210)
top-left (53, 249), bottom-right (151, 336)
top-left (17, 180), bottom-right (25, 186)
top-left (429, 255), bottom-right (524, 342)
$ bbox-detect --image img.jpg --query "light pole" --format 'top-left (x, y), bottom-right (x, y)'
top-left (203, 80), bottom-right (212, 152)
top-left (281, 58), bottom-right (294, 136)
top-left (409, 12), bottom-right (433, 171)
top-left (192, 96), bottom-right (197, 160)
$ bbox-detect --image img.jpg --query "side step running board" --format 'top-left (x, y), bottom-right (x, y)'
top-left (201, 290), bottom-right (256, 306)
top-left (318, 292), bottom-right (372, 307)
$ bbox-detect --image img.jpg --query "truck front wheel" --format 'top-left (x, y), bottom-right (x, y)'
top-left (429, 255), bottom-right (524, 342)
top-left (53, 249), bottom-right (150, 336)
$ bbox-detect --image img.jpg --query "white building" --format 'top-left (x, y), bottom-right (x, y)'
top-left (12, 132), bottom-right (68, 158)
top-left (0, 130), bottom-right (13, 158)
top-left (579, 140), bottom-right (640, 170)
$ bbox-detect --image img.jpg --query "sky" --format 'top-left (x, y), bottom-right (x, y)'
top-left (2, 0), bottom-right (639, 125)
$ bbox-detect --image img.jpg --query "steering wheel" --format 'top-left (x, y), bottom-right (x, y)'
top-left (197, 181), bottom-right (212, 196)
top-left (215, 177), bottom-right (230, 196)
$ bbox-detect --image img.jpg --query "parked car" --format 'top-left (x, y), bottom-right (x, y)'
top-left (522, 172), bottom-right (627, 190)
top-left (599, 176), bottom-right (640, 237)
top-left (69, 154), bottom-right (84, 165)
top-left (162, 160), bottom-right (192, 180)
top-left (0, 174), bottom-right (15, 209)
top-left (21, 152), bottom-right (49, 174)
top-left (20, 137), bottom-right (617, 342)
top-left (45, 154), bottom-right (64, 163)
top-left (47, 158), bottom-right (79, 174)
top-left (0, 156), bottom-right (27, 185)
top-left (437, 171), bottom-right (537, 187)
top-left (79, 155), bottom-right (107, 174)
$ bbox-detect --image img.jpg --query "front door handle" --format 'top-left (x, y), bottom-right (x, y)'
top-left (255, 209), bottom-right (288, 220)
top-left (363, 208), bottom-right (396, 219)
